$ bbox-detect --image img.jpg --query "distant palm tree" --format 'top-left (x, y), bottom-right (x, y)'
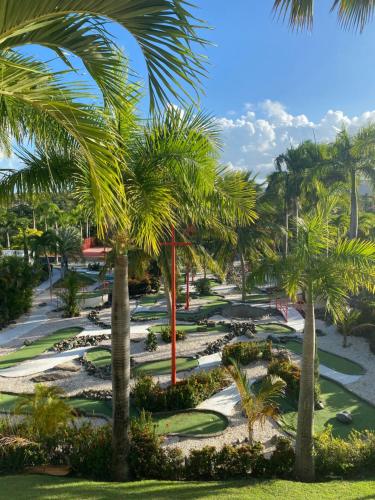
top-left (30, 230), bottom-right (58, 300)
top-left (253, 198), bottom-right (375, 481)
top-left (226, 358), bottom-right (286, 443)
top-left (273, 0), bottom-right (375, 32)
top-left (55, 227), bottom-right (82, 279)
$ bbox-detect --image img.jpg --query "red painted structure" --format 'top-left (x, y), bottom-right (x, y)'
top-left (161, 226), bottom-right (191, 385)
top-left (81, 237), bottom-right (109, 260)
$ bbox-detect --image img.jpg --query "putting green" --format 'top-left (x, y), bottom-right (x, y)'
top-left (284, 340), bottom-right (364, 375)
top-left (177, 300), bottom-right (228, 321)
top-left (149, 324), bottom-right (228, 335)
top-left (53, 272), bottom-right (96, 289)
top-left (131, 311), bottom-right (167, 320)
top-left (85, 348), bottom-right (111, 368)
top-left (153, 410), bottom-right (227, 436)
top-left (133, 357), bottom-right (198, 376)
top-left (279, 377), bottom-right (375, 438)
top-left (0, 327), bottom-right (83, 370)
top-left (255, 323), bottom-right (295, 334)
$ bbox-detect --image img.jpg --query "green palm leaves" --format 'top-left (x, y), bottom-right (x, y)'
top-left (273, 0), bottom-right (375, 32)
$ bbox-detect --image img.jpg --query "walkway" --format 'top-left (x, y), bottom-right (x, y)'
top-left (197, 383), bottom-right (240, 417)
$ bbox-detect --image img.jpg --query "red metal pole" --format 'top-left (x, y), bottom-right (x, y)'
top-left (171, 226), bottom-right (177, 385)
top-left (185, 269), bottom-right (190, 310)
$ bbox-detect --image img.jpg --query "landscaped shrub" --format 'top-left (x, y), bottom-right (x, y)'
top-left (265, 436), bottom-right (295, 478)
top-left (194, 278), bottom-right (212, 296)
top-left (132, 367), bottom-right (230, 412)
top-left (222, 341), bottom-right (272, 366)
top-left (145, 331), bottom-right (158, 351)
top-left (129, 410), bottom-right (184, 480)
top-left (0, 256), bottom-right (37, 327)
top-left (56, 271), bottom-right (81, 317)
top-left (315, 426), bottom-right (375, 478)
top-left (160, 326), bottom-right (186, 343)
top-left (185, 443), bottom-right (265, 480)
top-left (268, 358), bottom-right (320, 404)
top-left (128, 278), bottom-right (151, 297)
top-left (0, 435), bottom-right (45, 473)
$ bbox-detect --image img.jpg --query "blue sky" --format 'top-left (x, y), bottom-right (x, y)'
top-left (4, 2), bottom-right (375, 179)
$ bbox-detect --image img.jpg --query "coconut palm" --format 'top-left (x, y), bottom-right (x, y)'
top-left (226, 358), bottom-right (286, 443)
top-left (337, 308), bottom-right (361, 348)
top-left (272, 0), bottom-right (375, 31)
top-left (252, 200), bottom-right (375, 481)
top-left (30, 230), bottom-right (58, 300)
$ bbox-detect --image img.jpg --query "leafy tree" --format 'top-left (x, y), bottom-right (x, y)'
top-left (252, 200), bottom-right (375, 481)
top-left (55, 226), bottom-right (82, 278)
top-left (30, 230), bottom-right (58, 300)
top-left (226, 358), bottom-right (286, 443)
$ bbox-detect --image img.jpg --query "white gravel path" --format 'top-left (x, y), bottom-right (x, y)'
top-left (197, 383), bottom-right (240, 416)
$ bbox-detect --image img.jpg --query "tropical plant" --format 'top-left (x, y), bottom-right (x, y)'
top-left (15, 384), bottom-right (73, 439)
top-left (29, 230), bottom-right (58, 300)
top-left (57, 271), bottom-right (82, 318)
top-left (55, 226), bottom-right (82, 278)
top-left (251, 200), bottom-right (375, 481)
top-left (337, 308), bottom-right (361, 348)
top-left (272, 0), bottom-right (375, 31)
top-left (226, 358), bottom-right (286, 444)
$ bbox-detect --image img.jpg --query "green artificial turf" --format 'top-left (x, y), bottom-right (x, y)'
top-left (279, 377), bottom-right (375, 438)
top-left (2, 476), bottom-right (375, 500)
top-left (153, 410), bottom-right (228, 436)
top-left (131, 311), bottom-right (167, 320)
top-left (255, 323), bottom-right (295, 334)
top-left (0, 327), bottom-right (83, 370)
top-left (85, 348), bottom-right (111, 368)
top-left (176, 300), bottom-right (228, 321)
top-left (284, 340), bottom-right (365, 375)
top-left (78, 290), bottom-right (106, 299)
top-left (53, 271), bottom-right (96, 289)
top-left (133, 357), bottom-right (198, 376)
top-left (0, 392), bottom-right (19, 412)
top-left (149, 323), bottom-right (228, 335)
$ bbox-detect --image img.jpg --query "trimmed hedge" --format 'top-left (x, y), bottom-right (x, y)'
top-left (222, 341), bottom-right (272, 366)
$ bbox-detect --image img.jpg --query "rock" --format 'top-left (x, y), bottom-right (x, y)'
top-left (336, 411), bottom-right (352, 424)
top-left (31, 371), bottom-right (72, 382)
top-left (23, 339), bottom-right (33, 346)
top-left (315, 401), bottom-right (325, 410)
top-left (55, 361), bottom-right (81, 372)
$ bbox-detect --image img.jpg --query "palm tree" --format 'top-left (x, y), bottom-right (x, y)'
top-left (252, 200), bottom-right (375, 481)
top-left (55, 226), bottom-right (82, 279)
top-left (226, 358), bottom-right (286, 443)
top-left (326, 126), bottom-right (375, 239)
top-left (30, 230), bottom-right (58, 300)
top-left (15, 384), bottom-right (73, 439)
top-left (272, 0), bottom-right (375, 31)
top-left (337, 308), bottom-right (361, 348)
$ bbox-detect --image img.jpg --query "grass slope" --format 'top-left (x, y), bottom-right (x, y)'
top-left (85, 348), bottom-right (111, 368)
top-left (149, 324), bottom-right (228, 335)
top-left (153, 410), bottom-right (227, 435)
top-left (0, 327), bottom-right (83, 370)
top-left (284, 340), bottom-right (364, 375)
top-left (53, 272), bottom-right (96, 289)
top-left (255, 323), bottom-right (295, 334)
top-left (280, 377), bottom-right (375, 438)
top-left (2, 476), bottom-right (375, 499)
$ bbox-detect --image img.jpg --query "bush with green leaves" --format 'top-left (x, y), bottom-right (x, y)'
top-left (57, 271), bottom-right (81, 317)
top-left (315, 426), bottom-right (375, 478)
top-left (0, 256), bottom-right (37, 327)
top-left (222, 341), bottom-right (272, 366)
top-left (128, 278), bottom-right (151, 297)
top-left (132, 367), bottom-right (230, 412)
top-left (194, 278), bottom-right (212, 296)
top-left (0, 435), bottom-right (45, 474)
top-left (145, 331), bottom-right (158, 351)
top-left (160, 326), bottom-right (186, 343)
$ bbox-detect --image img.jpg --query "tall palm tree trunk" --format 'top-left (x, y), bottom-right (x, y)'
top-left (285, 211), bottom-right (289, 256)
top-left (240, 253), bottom-right (247, 302)
top-left (349, 169), bottom-right (358, 239)
top-left (295, 286), bottom-right (316, 482)
top-left (111, 251), bottom-right (131, 481)
top-left (163, 275), bottom-right (172, 317)
top-left (45, 252), bottom-right (53, 302)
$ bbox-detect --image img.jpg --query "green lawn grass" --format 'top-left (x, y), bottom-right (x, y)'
top-left (0, 327), bottom-right (83, 370)
top-left (85, 348), bottom-right (111, 368)
top-left (255, 323), bottom-right (295, 334)
top-left (2, 476), bottom-right (375, 500)
top-left (279, 377), bottom-right (375, 438)
top-left (284, 340), bottom-right (365, 375)
top-left (149, 324), bottom-right (228, 335)
top-left (53, 272), bottom-right (96, 289)
top-left (131, 311), bottom-right (167, 320)
top-left (78, 290), bottom-right (106, 299)
top-left (133, 357), bottom-right (198, 376)
top-left (153, 410), bottom-right (227, 435)
top-left (177, 300), bottom-right (228, 321)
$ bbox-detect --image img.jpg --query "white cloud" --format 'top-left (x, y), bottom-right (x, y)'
top-left (217, 100), bottom-right (375, 181)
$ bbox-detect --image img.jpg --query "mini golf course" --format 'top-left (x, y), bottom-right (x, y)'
top-left (0, 327), bottom-right (83, 370)
top-left (255, 323), bottom-right (295, 334)
top-left (131, 311), bottom-right (167, 320)
top-left (283, 340), bottom-right (365, 375)
top-left (149, 324), bottom-right (228, 335)
top-left (85, 347), bottom-right (111, 368)
top-left (153, 410), bottom-right (228, 435)
top-left (53, 272), bottom-right (96, 289)
top-left (279, 377), bottom-right (375, 438)
top-left (133, 357), bottom-right (199, 376)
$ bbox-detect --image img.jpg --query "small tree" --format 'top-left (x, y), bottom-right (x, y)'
top-left (226, 358), bottom-right (286, 443)
top-left (15, 384), bottom-right (73, 439)
top-left (57, 271), bottom-right (81, 317)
